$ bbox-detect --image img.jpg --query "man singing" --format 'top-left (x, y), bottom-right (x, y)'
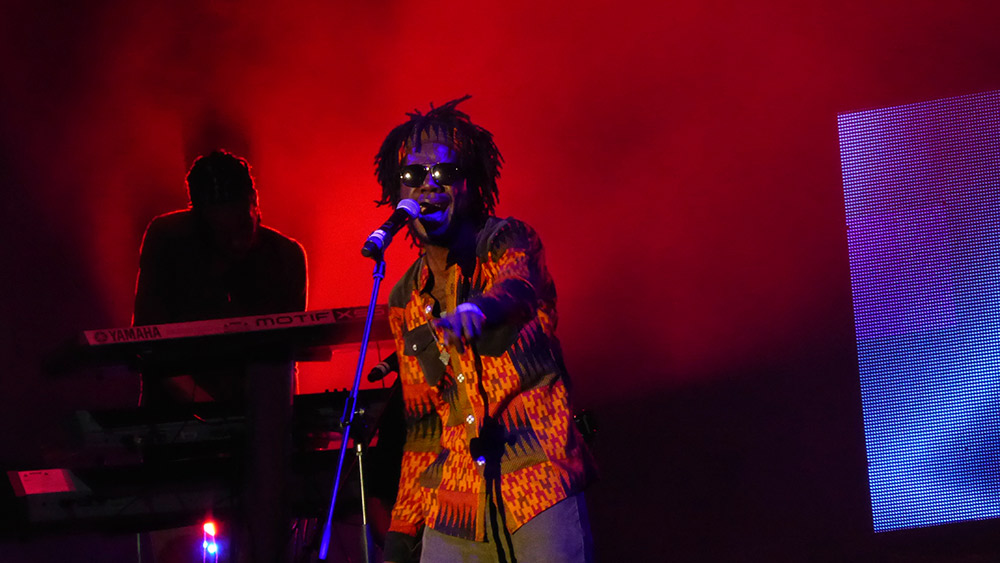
top-left (375, 98), bottom-right (595, 563)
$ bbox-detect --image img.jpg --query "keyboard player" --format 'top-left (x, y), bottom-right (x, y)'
top-left (132, 149), bottom-right (307, 563)
top-left (133, 149), bottom-right (307, 404)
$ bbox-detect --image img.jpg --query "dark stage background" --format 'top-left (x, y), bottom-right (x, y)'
top-left (2, 1), bottom-right (1000, 561)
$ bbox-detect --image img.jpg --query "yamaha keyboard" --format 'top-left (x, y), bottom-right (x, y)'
top-left (83, 305), bottom-right (391, 348)
top-left (50, 306), bottom-right (393, 372)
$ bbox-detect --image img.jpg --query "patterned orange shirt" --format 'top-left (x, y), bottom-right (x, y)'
top-left (383, 217), bottom-right (593, 561)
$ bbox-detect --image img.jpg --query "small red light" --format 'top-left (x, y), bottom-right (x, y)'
top-left (203, 521), bottom-right (217, 536)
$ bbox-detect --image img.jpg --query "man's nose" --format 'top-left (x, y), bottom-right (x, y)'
top-left (421, 170), bottom-right (443, 189)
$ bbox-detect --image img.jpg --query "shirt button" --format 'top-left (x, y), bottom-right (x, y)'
top-left (457, 373), bottom-right (465, 383)
top-left (466, 414), bottom-right (475, 424)
top-left (411, 344), bottom-right (418, 351)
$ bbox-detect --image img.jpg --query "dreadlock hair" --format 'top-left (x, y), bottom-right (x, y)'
top-left (187, 150), bottom-right (258, 210)
top-left (374, 95), bottom-right (503, 220)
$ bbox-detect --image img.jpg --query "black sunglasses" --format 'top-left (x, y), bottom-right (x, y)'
top-left (399, 163), bottom-right (463, 188)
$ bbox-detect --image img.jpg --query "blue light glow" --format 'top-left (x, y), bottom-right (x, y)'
top-left (839, 90), bottom-right (1000, 532)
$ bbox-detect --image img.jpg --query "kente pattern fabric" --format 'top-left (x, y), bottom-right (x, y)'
top-left (384, 217), bottom-right (592, 557)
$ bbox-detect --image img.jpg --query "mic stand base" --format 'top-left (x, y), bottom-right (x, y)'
top-left (318, 260), bottom-right (386, 562)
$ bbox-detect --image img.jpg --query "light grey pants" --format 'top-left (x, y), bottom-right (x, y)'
top-left (420, 492), bottom-right (594, 563)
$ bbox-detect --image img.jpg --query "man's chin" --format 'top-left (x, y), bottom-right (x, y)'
top-left (418, 217), bottom-right (451, 240)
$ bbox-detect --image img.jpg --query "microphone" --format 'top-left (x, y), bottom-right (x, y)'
top-left (367, 352), bottom-right (399, 382)
top-left (361, 199), bottom-right (420, 259)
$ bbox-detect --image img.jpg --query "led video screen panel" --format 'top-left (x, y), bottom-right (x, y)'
top-left (839, 90), bottom-right (1000, 532)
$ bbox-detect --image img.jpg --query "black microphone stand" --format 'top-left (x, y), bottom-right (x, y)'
top-left (318, 257), bottom-right (386, 561)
